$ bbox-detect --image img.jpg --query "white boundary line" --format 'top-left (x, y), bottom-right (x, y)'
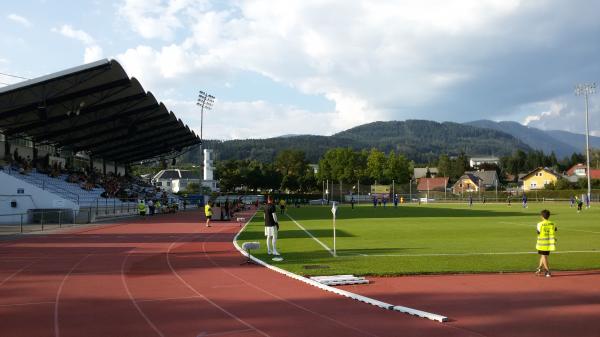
top-left (500, 221), bottom-right (600, 235)
top-left (233, 215), bottom-right (448, 323)
top-left (337, 250), bottom-right (600, 258)
top-left (286, 214), bottom-right (335, 256)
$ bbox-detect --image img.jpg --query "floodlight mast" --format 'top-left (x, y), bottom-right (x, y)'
top-left (575, 83), bottom-right (597, 205)
top-left (197, 91), bottom-right (215, 185)
top-left (196, 91), bottom-right (215, 145)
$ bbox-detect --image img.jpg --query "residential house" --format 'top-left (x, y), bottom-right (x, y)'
top-left (566, 163), bottom-right (600, 179)
top-left (521, 167), bottom-right (561, 191)
top-left (452, 173), bottom-right (482, 194)
top-left (469, 156), bottom-right (500, 169)
top-left (465, 170), bottom-right (499, 189)
top-left (152, 169), bottom-right (201, 193)
top-left (417, 177), bottom-right (449, 192)
top-left (413, 167), bottom-right (438, 179)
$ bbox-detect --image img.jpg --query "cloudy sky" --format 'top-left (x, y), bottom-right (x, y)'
top-left (1, 0), bottom-right (599, 139)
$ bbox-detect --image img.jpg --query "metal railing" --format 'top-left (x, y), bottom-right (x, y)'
top-left (0, 209), bottom-right (76, 235)
top-left (3, 167), bottom-right (80, 204)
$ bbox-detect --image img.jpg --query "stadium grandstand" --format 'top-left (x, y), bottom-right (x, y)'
top-left (0, 59), bottom-right (200, 225)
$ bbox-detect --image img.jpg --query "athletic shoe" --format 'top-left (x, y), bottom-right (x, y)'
top-left (267, 250), bottom-right (272, 255)
top-left (273, 251), bottom-right (280, 256)
top-left (545, 271), bottom-right (552, 278)
top-left (535, 268), bottom-right (542, 275)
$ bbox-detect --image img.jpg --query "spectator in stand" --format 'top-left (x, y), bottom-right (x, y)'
top-left (148, 199), bottom-right (155, 215)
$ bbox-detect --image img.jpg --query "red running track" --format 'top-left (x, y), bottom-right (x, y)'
top-left (0, 209), bottom-right (598, 337)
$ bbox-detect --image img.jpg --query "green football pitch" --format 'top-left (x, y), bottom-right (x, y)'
top-left (236, 202), bottom-right (600, 276)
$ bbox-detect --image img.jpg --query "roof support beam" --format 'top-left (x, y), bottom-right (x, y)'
top-left (0, 78), bottom-right (131, 120)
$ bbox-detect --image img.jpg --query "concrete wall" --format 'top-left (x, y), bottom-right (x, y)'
top-left (105, 162), bottom-right (115, 174)
top-left (0, 171), bottom-right (79, 224)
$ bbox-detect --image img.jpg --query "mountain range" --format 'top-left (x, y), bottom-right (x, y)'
top-left (180, 119), bottom-right (598, 164)
top-left (465, 120), bottom-right (600, 158)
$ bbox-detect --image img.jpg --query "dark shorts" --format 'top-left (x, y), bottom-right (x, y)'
top-left (538, 250), bottom-right (550, 255)
top-left (206, 215), bottom-right (212, 219)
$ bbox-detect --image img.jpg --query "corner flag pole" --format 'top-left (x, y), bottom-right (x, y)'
top-left (331, 202), bottom-right (338, 257)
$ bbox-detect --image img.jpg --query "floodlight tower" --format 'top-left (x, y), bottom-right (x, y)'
top-left (196, 91), bottom-right (215, 145)
top-left (197, 91), bottom-right (215, 190)
top-left (575, 82), bottom-right (597, 204)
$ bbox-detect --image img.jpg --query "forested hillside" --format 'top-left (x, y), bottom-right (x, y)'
top-left (179, 120), bottom-right (531, 164)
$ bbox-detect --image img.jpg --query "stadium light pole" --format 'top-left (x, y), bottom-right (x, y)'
top-left (575, 83), bottom-right (596, 205)
top-left (197, 91), bottom-right (215, 145)
top-left (197, 91), bottom-right (215, 186)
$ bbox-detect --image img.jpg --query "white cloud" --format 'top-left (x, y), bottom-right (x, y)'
top-left (53, 24), bottom-right (95, 44)
top-left (7, 14), bottom-right (32, 27)
top-left (163, 98), bottom-right (339, 140)
top-left (118, 0), bottom-right (208, 40)
top-left (84, 46), bottom-right (104, 63)
top-left (53, 24), bottom-right (103, 64)
top-left (113, 0), bottom-right (600, 137)
top-left (519, 98), bottom-right (599, 136)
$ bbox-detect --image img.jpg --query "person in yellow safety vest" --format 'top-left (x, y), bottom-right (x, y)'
top-left (279, 198), bottom-right (286, 215)
top-left (155, 200), bottom-right (161, 214)
top-left (138, 200), bottom-right (146, 216)
top-left (535, 209), bottom-right (558, 278)
top-left (205, 201), bottom-right (213, 227)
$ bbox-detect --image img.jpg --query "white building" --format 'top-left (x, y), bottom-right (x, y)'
top-left (469, 156), bottom-right (500, 169)
top-left (152, 169), bottom-right (201, 193)
top-left (202, 149), bottom-right (219, 192)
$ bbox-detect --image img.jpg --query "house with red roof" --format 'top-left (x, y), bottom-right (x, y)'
top-left (417, 177), bottom-right (449, 192)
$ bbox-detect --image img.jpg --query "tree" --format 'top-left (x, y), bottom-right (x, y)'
top-left (274, 150), bottom-right (309, 192)
top-left (385, 151), bottom-right (411, 183)
top-left (367, 148), bottom-right (387, 183)
top-left (437, 154), bottom-right (451, 177)
top-left (184, 182), bottom-right (200, 194)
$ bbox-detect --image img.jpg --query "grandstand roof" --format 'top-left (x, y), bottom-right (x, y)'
top-left (0, 59), bottom-right (200, 163)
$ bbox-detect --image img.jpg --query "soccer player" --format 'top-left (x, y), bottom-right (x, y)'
top-left (468, 194), bottom-right (473, 207)
top-left (535, 209), bottom-right (557, 277)
top-left (522, 194), bottom-right (528, 208)
top-left (205, 201), bottom-right (213, 227)
top-left (576, 196), bottom-right (583, 212)
top-left (569, 195), bottom-right (575, 208)
top-left (264, 197), bottom-right (280, 255)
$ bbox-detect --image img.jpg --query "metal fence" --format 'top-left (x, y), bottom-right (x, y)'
top-left (0, 209), bottom-right (78, 235)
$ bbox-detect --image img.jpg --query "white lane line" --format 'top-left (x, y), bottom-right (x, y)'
top-left (501, 221), bottom-right (600, 235)
top-left (233, 225), bottom-right (448, 322)
top-left (121, 248), bottom-right (165, 337)
top-left (286, 214), bottom-right (335, 257)
top-left (204, 328), bottom-right (255, 336)
top-left (0, 301), bottom-right (55, 307)
top-left (137, 295), bottom-right (203, 303)
top-left (0, 260), bottom-right (36, 287)
top-left (337, 250), bottom-right (600, 258)
top-left (54, 254), bottom-right (91, 337)
top-left (166, 226), bottom-right (271, 337)
top-left (214, 216), bottom-right (378, 337)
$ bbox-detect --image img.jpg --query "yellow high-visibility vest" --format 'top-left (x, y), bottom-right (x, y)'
top-left (536, 220), bottom-right (557, 251)
top-left (205, 204), bottom-right (212, 217)
top-left (138, 203), bottom-right (145, 212)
